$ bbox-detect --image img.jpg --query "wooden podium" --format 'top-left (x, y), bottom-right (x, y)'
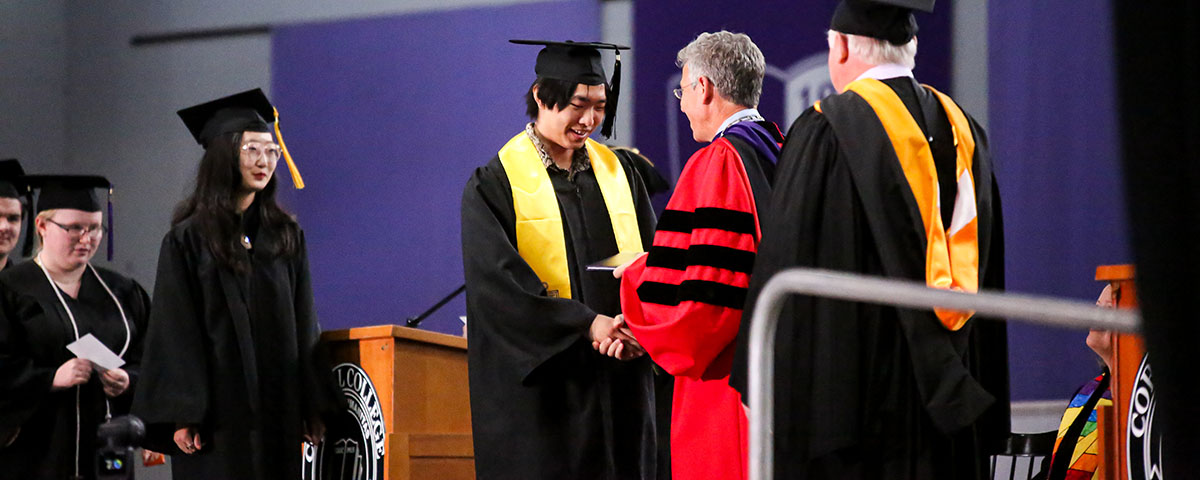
top-left (1093, 265), bottom-right (1144, 480)
top-left (321, 325), bottom-right (474, 480)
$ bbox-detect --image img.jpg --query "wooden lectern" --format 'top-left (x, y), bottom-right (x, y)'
top-left (321, 325), bottom-right (474, 480)
top-left (1093, 265), bottom-right (1143, 480)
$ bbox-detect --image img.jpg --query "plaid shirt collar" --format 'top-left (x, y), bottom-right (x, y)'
top-left (525, 122), bottom-right (591, 181)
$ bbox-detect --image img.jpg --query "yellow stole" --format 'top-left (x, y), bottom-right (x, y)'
top-left (498, 133), bottom-right (643, 299)
top-left (845, 78), bottom-right (980, 331)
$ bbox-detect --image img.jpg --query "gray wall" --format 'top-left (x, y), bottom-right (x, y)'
top-left (1, 0), bottom-right (68, 173)
top-left (952, 0), bottom-right (989, 127)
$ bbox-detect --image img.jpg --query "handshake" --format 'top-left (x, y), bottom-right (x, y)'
top-left (589, 314), bottom-right (645, 361)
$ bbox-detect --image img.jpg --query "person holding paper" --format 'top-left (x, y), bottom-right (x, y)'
top-left (0, 175), bottom-right (150, 480)
top-left (460, 40), bottom-right (659, 479)
top-left (131, 89), bottom-right (340, 480)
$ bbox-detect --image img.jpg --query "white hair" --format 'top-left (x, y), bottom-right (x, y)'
top-left (676, 30), bottom-right (766, 108)
top-left (828, 29), bottom-right (917, 69)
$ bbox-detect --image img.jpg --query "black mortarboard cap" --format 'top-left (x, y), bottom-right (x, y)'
top-left (510, 39), bottom-right (630, 138)
top-left (24, 175), bottom-right (115, 260)
top-left (177, 89), bottom-right (306, 189)
top-left (0, 159), bottom-right (26, 199)
top-left (177, 88), bottom-right (274, 147)
top-left (831, 0), bottom-right (936, 45)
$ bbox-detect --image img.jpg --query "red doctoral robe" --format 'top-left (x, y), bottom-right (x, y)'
top-left (620, 120), bottom-right (780, 480)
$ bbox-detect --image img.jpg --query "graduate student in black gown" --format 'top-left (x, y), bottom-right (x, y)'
top-left (131, 89), bottom-right (339, 480)
top-left (0, 159), bottom-right (30, 271)
top-left (0, 176), bottom-right (151, 480)
top-left (729, 1), bottom-right (1010, 479)
top-left (461, 40), bottom-right (659, 480)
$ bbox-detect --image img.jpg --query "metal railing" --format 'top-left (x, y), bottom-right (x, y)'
top-left (747, 268), bottom-right (1141, 480)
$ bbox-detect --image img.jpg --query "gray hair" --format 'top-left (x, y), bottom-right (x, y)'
top-left (828, 29), bottom-right (917, 69)
top-left (676, 31), bottom-right (765, 108)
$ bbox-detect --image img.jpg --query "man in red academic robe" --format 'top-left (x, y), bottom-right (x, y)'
top-left (610, 31), bottom-right (782, 480)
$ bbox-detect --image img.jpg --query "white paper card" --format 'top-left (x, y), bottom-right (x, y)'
top-left (66, 334), bottom-right (125, 371)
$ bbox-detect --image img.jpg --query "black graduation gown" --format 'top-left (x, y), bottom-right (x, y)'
top-left (0, 261), bottom-right (150, 480)
top-left (461, 152), bottom-right (659, 480)
top-left (729, 78), bottom-right (1010, 480)
top-left (131, 212), bottom-right (339, 480)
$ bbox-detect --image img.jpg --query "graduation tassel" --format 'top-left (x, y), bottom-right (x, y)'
top-left (273, 107), bottom-right (305, 189)
top-left (600, 50), bottom-right (621, 138)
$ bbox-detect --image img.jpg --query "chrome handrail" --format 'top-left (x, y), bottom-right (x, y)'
top-left (747, 268), bottom-right (1140, 480)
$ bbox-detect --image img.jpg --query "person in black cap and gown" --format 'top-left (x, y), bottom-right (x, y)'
top-left (131, 88), bottom-right (340, 480)
top-left (0, 159), bottom-right (30, 271)
top-left (0, 175), bottom-right (150, 480)
top-left (460, 40), bottom-right (658, 479)
top-left (728, 1), bottom-right (1010, 479)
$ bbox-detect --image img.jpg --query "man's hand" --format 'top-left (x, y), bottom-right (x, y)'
top-left (612, 252), bottom-right (648, 279)
top-left (173, 426), bottom-right (203, 454)
top-left (100, 368), bottom-right (130, 397)
top-left (590, 314), bottom-right (646, 360)
top-left (51, 358), bottom-right (92, 391)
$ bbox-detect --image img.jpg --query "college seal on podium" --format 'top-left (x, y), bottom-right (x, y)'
top-left (303, 363), bottom-right (387, 480)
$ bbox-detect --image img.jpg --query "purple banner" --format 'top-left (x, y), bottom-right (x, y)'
top-left (989, 0), bottom-right (1128, 400)
top-left (272, 1), bottom-right (599, 335)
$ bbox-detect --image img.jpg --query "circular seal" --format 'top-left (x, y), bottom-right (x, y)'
top-left (1127, 354), bottom-right (1164, 480)
top-left (303, 363), bottom-right (387, 480)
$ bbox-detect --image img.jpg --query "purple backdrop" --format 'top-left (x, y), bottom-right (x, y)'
top-left (989, 0), bottom-right (1129, 400)
top-left (271, 0), bottom-right (599, 336)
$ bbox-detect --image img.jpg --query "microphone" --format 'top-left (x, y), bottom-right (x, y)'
top-left (405, 284), bottom-right (466, 329)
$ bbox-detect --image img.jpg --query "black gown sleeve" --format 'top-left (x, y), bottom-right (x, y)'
top-left (0, 291), bottom-right (56, 428)
top-left (729, 107), bottom-right (841, 401)
top-left (461, 159), bottom-right (603, 383)
top-left (132, 232), bottom-right (212, 431)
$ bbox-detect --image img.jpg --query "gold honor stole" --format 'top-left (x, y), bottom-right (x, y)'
top-left (846, 78), bottom-right (980, 331)
top-left (498, 133), bottom-right (643, 299)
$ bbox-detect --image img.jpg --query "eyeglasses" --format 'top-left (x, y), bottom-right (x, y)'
top-left (241, 142), bottom-right (282, 162)
top-left (673, 81), bottom-right (698, 100)
top-left (46, 218), bottom-right (105, 239)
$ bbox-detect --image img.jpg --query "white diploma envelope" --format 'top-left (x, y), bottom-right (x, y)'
top-left (66, 333), bottom-right (125, 371)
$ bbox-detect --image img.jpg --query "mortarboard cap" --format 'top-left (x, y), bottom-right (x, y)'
top-left (177, 88), bottom-right (305, 189)
top-left (178, 88), bottom-right (273, 147)
top-left (0, 159), bottom-right (26, 199)
top-left (22, 175), bottom-right (116, 259)
top-left (510, 39), bottom-right (630, 138)
top-left (25, 175), bottom-right (111, 214)
top-left (831, 0), bottom-right (936, 46)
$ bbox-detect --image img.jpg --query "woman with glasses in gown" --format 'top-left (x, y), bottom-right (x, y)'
top-left (0, 176), bottom-right (150, 480)
top-left (132, 89), bottom-right (340, 480)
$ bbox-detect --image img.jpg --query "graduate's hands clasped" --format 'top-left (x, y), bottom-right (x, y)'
top-left (590, 314), bottom-right (645, 361)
